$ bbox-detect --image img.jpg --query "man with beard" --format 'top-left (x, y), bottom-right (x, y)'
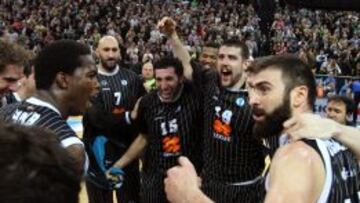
top-left (164, 55), bottom-right (360, 203)
top-left (0, 40), bottom-right (99, 176)
top-left (109, 57), bottom-right (203, 203)
top-left (158, 17), bottom-right (265, 202)
top-left (83, 35), bottom-right (144, 203)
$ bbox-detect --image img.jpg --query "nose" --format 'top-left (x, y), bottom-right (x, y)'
top-left (8, 81), bottom-right (19, 92)
top-left (108, 50), bottom-right (116, 58)
top-left (248, 89), bottom-right (259, 107)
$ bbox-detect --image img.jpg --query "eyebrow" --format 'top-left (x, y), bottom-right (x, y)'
top-left (248, 80), bottom-right (273, 88)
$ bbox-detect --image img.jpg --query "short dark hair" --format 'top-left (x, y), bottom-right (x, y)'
top-left (23, 59), bottom-right (34, 78)
top-left (328, 95), bottom-right (355, 114)
top-left (0, 40), bottom-right (30, 73)
top-left (154, 57), bottom-right (184, 77)
top-left (204, 42), bottom-right (220, 49)
top-left (221, 39), bottom-right (250, 59)
top-left (248, 54), bottom-right (316, 108)
top-left (34, 40), bottom-right (91, 90)
top-left (0, 123), bottom-right (80, 203)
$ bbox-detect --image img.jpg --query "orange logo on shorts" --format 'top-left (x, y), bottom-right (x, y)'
top-left (162, 135), bottom-right (181, 154)
top-left (213, 119), bottom-right (232, 137)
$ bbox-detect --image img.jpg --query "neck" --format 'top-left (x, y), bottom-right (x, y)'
top-left (34, 90), bottom-right (69, 119)
top-left (228, 74), bottom-right (246, 91)
top-left (98, 64), bottom-right (118, 75)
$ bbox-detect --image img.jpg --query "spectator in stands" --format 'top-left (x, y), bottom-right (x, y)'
top-left (326, 95), bottom-right (355, 126)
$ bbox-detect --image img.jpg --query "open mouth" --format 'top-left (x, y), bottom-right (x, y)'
top-left (221, 69), bottom-right (232, 76)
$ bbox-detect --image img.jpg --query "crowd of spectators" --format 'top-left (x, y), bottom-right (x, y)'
top-left (0, 0), bottom-right (358, 77)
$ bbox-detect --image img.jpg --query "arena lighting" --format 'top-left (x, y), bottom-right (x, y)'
top-left (285, 0), bottom-right (360, 11)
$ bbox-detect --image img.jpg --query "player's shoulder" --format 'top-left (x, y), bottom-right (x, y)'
top-left (272, 140), bottom-right (321, 166)
top-left (119, 67), bottom-right (141, 80)
top-left (140, 91), bottom-right (158, 105)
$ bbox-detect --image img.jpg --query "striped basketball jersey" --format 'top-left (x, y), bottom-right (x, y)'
top-left (0, 97), bottom-right (83, 147)
top-left (0, 92), bottom-right (21, 107)
top-left (138, 81), bottom-right (203, 175)
top-left (94, 65), bottom-right (144, 113)
top-left (266, 136), bottom-right (360, 203)
top-left (84, 65), bottom-right (144, 191)
top-left (200, 69), bottom-right (265, 183)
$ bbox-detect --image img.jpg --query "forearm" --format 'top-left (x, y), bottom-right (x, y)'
top-left (335, 125), bottom-right (360, 162)
top-left (187, 189), bottom-right (214, 203)
top-left (113, 134), bottom-right (148, 168)
top-left (170, 33), bottom-right (193, 80)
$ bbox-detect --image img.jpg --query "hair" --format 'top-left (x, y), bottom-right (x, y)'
top-left (221, 39), bottom-right (250, 60)
top-left (0, 123), bottom-right (80, 203)
top-left (328, 95), bottom-right (355, 114)
top-left (34, 40), bottom-right (91, 90)
top-left (247, 54), bottom-right (317, 108)
top-left (203, 42), bottom-right (220, 49)
top-left (0, 40), bottom-right (30, 73)
top-left (154, 57), bottom-right (184, 77)
top-left (23, 59), bottom-right (34, 78)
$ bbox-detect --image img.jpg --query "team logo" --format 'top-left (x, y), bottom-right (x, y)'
top-left (235, 97), bottom-right (245, 107)
top-left (212, 107), bottom-right (233, 142)
top-left (121, 80), bottom-right (128, 86)
top-left (162, 135), bottom-right (181, 156)
top-left (100, 80), bottom-right (108, 86)
top-left (160, 119), bottom-right (181, 157)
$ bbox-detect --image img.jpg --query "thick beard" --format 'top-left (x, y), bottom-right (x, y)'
top-left (253, 96), bottom-right (291, 140)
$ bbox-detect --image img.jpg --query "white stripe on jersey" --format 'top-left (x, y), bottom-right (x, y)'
top-left (316, 139), bottom-right (333, 203)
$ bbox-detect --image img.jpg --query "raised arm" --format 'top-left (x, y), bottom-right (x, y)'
top-left (157, 16), bottom-right (193, 80)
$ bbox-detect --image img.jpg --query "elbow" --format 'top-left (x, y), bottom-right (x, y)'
top-left (66, 144), bottom-right (86, 177)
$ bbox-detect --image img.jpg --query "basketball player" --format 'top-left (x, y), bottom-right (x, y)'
top-left (0, 40), bottom-right (99, 176)
top-left (199, 43), bottom-right (219, 70)
top-left (2, 61), bottom-right (36, 104)
top-left (164, 55), bottom-right (360, 203)
top-left (109, 57), bottom-right (203, 203)
top-left (83, 35), bottom-right (144, 203)
top-left (0, 123), bottom-right (81, 203)
top-left (158, 17), bottom-right (265, 202)
top-left (0, 40), bottom-right (29, 103)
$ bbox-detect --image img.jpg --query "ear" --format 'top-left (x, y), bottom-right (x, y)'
top-left (290, 85), bottom-right (309, 109)
top-left (243, 59), bottom-right (253, 72)
top-left (55, 72), bottom-right (70, 89)
top-left (179, 75), bottom-right (184, 83)
top-left (95, 46), bottom-right (100, 58)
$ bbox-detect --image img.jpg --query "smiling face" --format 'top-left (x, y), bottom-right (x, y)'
top-left (216, 46), bottom-right (246, 88)
top-left (155, 66), bottom-right (182, 103)
top-left (199, 46), bottom-right (218, 69)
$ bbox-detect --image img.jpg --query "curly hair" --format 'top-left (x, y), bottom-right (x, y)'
top-left (0, 40), bottom-right (30, 73)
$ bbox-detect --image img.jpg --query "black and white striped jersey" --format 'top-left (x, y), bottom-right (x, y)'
top-left (199, 69), bottom-right (265, 183)
top-left (137, 81), bottom-right (203, 176)
top-left (0, 97), bottom-right (83, 147)
top-left (304, 139), bottom-right (360, 203)
top-left (0, 92), bottom-right (21, 107)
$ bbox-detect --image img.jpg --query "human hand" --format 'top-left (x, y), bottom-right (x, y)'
top-left (283, 113), bottom-right (341, 142)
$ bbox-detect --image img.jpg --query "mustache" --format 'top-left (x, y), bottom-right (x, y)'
top-left (252, 107), bottom-right (265, 116)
